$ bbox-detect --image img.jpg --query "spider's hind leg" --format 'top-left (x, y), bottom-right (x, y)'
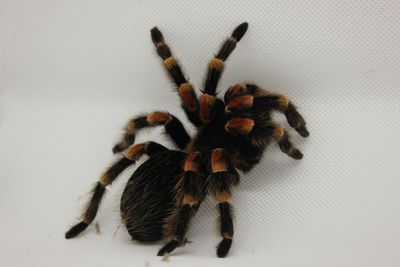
top-left (65, 142), bottom-right (168, 239)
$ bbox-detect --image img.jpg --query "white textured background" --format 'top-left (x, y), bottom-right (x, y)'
top-left (1, 1), bottom-right (400, 266)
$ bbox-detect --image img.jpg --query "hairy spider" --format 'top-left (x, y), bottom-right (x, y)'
top-left (65, 22), bottom-right (309, 258)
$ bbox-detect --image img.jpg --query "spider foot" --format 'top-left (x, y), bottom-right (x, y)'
top-left (289, 148), bottom-right (303, 160)
top-left (157, 240), bottom-right (180, 256)
top-left (65, 221), bottom-right (88, 239)
top-left (296, 125), bottom-right (310, 138)
top-left (216, 238), bottom-right (232, 258)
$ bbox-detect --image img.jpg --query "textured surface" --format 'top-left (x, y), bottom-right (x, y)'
top-left (1, 0), bottom-right (400, 266)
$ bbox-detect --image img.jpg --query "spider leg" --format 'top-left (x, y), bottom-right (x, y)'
top-left (199, 22), bottom-right (248, 123)
top-left (273, 124), bottom-right (303, 159)
top-left (112, 112), bottom-right (190, 153)
top-left (203, 22), bottom-right (248, 96)
top-left (217, 202), bottom-right (234, 257)
top-left (225, 83), bottom-right (309, 137)
top-left (157, 151), bottom-right (205, 256)
top-left (150, 27), bottom-right (202, 127)
top-left (208, 148), bottom-right (239, 258)
top-left (65, 142), bottom-right (168, 239)
top-left (225, 114), bottom-right (303, 155)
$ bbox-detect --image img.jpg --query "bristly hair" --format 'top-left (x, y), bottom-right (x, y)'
top-left (206, 170), bottom-right (239, 198)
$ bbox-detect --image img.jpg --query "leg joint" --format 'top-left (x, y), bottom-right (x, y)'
top-left (225, 118), bottom-right (254, 135)
top-left (184, 151), bottom-right (201, 172)
top-left (211, 148), bottom-right (227, 173)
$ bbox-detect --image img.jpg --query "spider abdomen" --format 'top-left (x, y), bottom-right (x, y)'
top-left (120, 150), bottom-right (186, 242)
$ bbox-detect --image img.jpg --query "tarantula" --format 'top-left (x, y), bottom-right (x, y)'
top-left (65, 22), bottom-right (309, 258)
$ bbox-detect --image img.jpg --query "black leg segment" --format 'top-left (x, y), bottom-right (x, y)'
top-left (217, 202), bottom-right (234, 258)
top-left (151, 27), bottom-right (202, 127)
top-left (203, 22), bottom-right (248, 96)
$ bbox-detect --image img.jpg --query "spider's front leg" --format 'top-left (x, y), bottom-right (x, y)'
top-left (225, 115), bottom-right (303, 161)
top-left (225, 83), bottom-right (310, 137)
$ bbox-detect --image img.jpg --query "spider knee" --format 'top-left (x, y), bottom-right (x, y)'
top-left (181, 152), bottom-right (204, 207)
top-left (225, 118), bottom-right (254, 135)
top-left (99, 157), bottom-right (135, 186)
top-left (178, 83), bottom-right (198, 112)
top-left (122, 143), bottom-right (147, 161)
top-left (99, 174), bottom-right (111, 187)
top-left (182, 194), bottom-right (199, 206)
top-left (225, 95), bottom-right (254, 112)
top-left (122, 141), bottom-right (168, 161)
top-left (184, 151), bottom-right (201, 172)
top-left (199, 94), bottom-right (216, 122)
top-left (273, 125), bottom-right (285, 140)
top-left (225, 83), bottom-right (270, 103)
top-left (209, 58), bottom-right (224, 71)
top-left (163, 56), bottom-right (177, 70)
top-left (146, 112), bottom-right (171, 125)
top-left (277, 95), bottom-right (289, 110)
top-left (225, 83), bottom-right (247, 101)
top-left (215, 191), bottom-right (231, 203)
top-left (211, 148), bottom-right (227, 173)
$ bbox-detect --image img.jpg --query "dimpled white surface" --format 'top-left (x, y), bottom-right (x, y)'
top-left (1, 1), bottom-right (400, 266)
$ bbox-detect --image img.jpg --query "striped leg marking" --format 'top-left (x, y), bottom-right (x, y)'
top-left (113, 112), bottom-right (190, 153)
top-left (151, 27), bottom-right (202, 126)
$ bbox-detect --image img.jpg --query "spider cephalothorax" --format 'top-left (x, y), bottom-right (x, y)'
top-left (65, 22), bottom-right (309, 258)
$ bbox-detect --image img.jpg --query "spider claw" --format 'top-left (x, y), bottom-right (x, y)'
top-left (289, 149), bottom-right (303, 160)
top-left (216, 238), bottom-right (232, 258)
top-left (150, 27), bottom-right (164, 44)
top-left (112, 144), bottom-right (124, 154)
top-left (297, 126), bottom-right (310, 138)
top-left (157, 240), bottom-right (180, 256)
top-left (232, 22), bottom-right (249, 42)
top-left (65, 221), bottom-right (88, 239)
